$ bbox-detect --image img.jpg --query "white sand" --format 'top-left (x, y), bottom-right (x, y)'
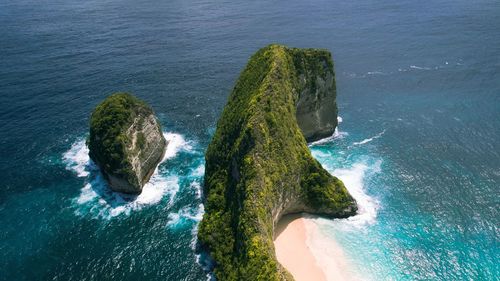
top-left (274, 215), bottom-right (357, 281)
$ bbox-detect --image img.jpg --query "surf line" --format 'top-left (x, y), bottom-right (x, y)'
top-left (351, 129), bottom-right (386, 146)
top-left (63, 132), bottom-right (194, 219)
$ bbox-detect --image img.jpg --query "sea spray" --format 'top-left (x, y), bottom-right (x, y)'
top-left (63, 139), bottom-right (94, 177)
top-left (163, 132), bottom-right (192, 160)
top-left (63, 132), bottom-right (198, 219)
top-left (332, 161), bottom-right (381, 227)
top-left (74, 173), bottom-right (180, 218)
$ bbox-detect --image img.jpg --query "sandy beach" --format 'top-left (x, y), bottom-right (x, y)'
top-left (274, 215), bottom-right (355, 281)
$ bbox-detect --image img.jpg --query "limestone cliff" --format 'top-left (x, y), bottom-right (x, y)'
top-left (294, 49), bottom-right (339, 141)
top-left (198, 45), bottom-right (357, 281)
top-left (88, 93), bottom-right (166, 194)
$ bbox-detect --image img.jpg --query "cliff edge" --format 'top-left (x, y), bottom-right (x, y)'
top-left (88, 93), bottom-right (166, 194)
top-left (198, 45), bottom-right (357, 280)
top-left (294, 46), bottom-right (339, 141)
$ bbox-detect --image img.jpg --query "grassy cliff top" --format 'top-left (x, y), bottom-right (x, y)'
top-left (88, 93), bottom-right (153, 180)
top-left (198, 44), bottom-right (356, 281)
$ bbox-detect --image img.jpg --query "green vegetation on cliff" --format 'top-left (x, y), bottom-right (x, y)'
top-left (88, 93), bottom-right (153, 186)
top-left (198, 44), bottom-right (357, 280)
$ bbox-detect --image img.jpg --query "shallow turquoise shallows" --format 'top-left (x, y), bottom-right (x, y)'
top-left (0, 0), bottom-right (499, 280)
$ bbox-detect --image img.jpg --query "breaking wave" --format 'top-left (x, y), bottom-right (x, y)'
top-left (352, 130), bottom-right (386, 146)
top-left (409, 65), bottom-right (431, 70)
top-left (331, 160), bottom-right (381, 228)
top-left (63, 132), bottom-right (195, 219)
top-left (167, 204), bottom-right (204, 231)
top-left (308, 116), bottom-right (348, 146)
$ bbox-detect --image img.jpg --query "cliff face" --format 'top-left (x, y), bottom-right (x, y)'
top-left (88, 93), bottom-right (166, 194)
top-left (294, 49), bottom-right (339, 142)
top-left (198, 45), bottom-right (357, 281)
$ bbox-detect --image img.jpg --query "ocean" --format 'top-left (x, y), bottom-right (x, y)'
top-left (1, 0), bottom-right (499, 280)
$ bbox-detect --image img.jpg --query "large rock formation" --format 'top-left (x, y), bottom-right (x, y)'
top-left (295, 49), bottom-right (339, 141)
top-left (198, 45), bottom-right (357, 281)
top-left (88, 93), bottom-right (166, 194)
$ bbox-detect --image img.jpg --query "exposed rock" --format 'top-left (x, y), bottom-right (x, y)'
top-left (198, 44), bottom-right (357, 281)
top-left (88, 93), bottom-right (166, 194)
top-left (294, 50), bottom-right (339, 142)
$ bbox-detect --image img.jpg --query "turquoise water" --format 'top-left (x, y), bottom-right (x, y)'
top-left (1, 0), bottom-right (499, 280)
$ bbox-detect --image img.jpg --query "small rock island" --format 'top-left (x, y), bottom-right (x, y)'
top-left (88, 93), bottom-right (166, 194)
top-left (198, 44), bottom-right (357, 280)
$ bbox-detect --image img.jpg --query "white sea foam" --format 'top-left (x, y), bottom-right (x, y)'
top-left (191, 181), bottom-right (203, 199)
top-left (309, 130), bottom-right (348, 146)
top-left (192, 164), bottom-right (205, 177)
top-left (167, 203), bottom-right (205, 256)
top-left (167, 204), bottom-right (204, 230)
top-left (307, 116), bottom-right (348, 146)
top-left (310, 149), bottom-right (331, 159)
top-left (196, 251), bottom-right (216, 281)
top-left (303, 157), bottom-right (382, 280)
top-left (333, 128), bottom-right (349, 139)
top-left (63, 132), bottom-right (191, 219)
top-left (309, 149), bottom-right (381, 229)
top-left (163, 132), bottom-right (192, 160)
top-left (62, 139), bottom-right (96, 177)
top-left (366, 71), bottom-right (386, 75)
top-left (410, 65), bottom-right (431, 70)
top-left (73, 170), bottom-right (180, 219)
top-left (331, 161), bottom-right (381, 227)
top-left (352, 130), bottom-right (386, 146)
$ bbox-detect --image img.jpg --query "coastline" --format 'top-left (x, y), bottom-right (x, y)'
top-left (274, 215), bottom-right (356, 281)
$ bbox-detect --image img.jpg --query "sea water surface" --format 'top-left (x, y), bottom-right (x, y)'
top-left (1, 0), bottom-right (499, 280)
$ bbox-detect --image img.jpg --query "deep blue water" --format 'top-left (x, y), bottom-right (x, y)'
top-left (1, 0), bottom-right (499, 280)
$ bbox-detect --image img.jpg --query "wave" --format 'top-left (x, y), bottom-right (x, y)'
top-left (309, 130), bottom-right (349, 146)
top-left (345, 60), bottom-right (465, 80)
top-left (366, 71), bottom-right (387, 75)
top-left (163, 132), bottom-right (192, 160)
top-left (308, 127), bottom-right (382, 227)
top-left (352, 130), bottom-right (386, 146)
top-left (343, 71), bottom-right (387, 79)
top-left (74, 172), bottom-right (180, 218)
top-left (302, 159), bottom-right (381, 280)
top-left (62, 139), bottom-right (94, 177)
top-left (196, 252), bottom-right (216, 281)
top-left (167, 204), bottom-right (204, 231)
top-left (307, 142), bottom-right (382, 280)
top-left (409, 65), bottom-right (431, 70)
top-left (308, 116), bottom-right (348, 146)
top-left (63, 132), bottom-right (194, 219)
top-left (331, 160), bottom-right (381, 228)
top-left (168, 200), bottom-right (211, 279)
top-left (192, 164), bottom-right (205, 177)
top-left (310, 141), bottom-right (381, 229)
top-left (190, 181), bottom-right (203, 199)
